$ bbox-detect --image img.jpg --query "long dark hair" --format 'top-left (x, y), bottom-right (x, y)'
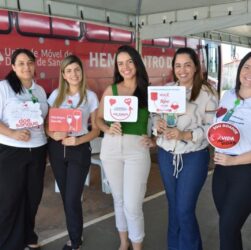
top-left (113, 45), bottom-right (149, 108)
top-left (5, 48), bottom-right (36, 94)
top-left (172, 47), bottom-right (213, 101)
top-left (235, 51), bottom-right (251, 97)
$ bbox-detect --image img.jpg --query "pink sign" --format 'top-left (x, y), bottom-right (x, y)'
top-left (207, 122), bottom-right (240, 149)
top-left (49, 108), bottom-right (82, 132)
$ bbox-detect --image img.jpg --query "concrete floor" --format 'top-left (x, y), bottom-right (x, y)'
top-left (39, 173), bottom-right (251, 250)
top-left (35, 149), bottom-right (251, 250)
top-left (36, 152), bottom-right (164, 243)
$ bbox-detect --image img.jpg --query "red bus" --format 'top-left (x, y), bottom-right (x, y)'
top-left (0, 9), bottom-right (211, 97)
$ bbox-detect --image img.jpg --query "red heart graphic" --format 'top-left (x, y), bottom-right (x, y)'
top-left (171, 103), bottom-right (179, 110)
top-left (216, 107), bottom-right (227, 118)
top-left (109, 98), bottom-right (116, 106)
top-left (124, 98), bottom-right (131, 106)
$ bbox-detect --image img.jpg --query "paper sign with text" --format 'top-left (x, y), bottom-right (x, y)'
top-left (104, 96), bottom-right (138, 122)
top-left (148, 86), bottom-right (186, 113)
top-left (207, 122), bottom-right (240, 149)
top-left (8, 101), bottom-right (43, 129)
top-left (49, 108), bottom-right (82, 132)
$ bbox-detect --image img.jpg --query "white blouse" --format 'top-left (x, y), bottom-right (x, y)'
top-left (0, 80), bottom-right (48, 148)
top-left (215, 89), bottom-right (251, 155)
top-left (48, 89), bottom-right (99, 136)
top-left (153, 82), bottom-right (218, 154)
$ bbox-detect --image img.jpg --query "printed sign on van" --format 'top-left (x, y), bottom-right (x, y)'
top-left (207, 122), bottom-right (240, 149)
top-left (104, 96), bottom-right (138, 122)
top-left (49, 108), bottom-right (82, 132)
top-left (148, 86), bottom-right (186, 113)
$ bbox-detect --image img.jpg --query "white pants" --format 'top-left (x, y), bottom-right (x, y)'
top-left (100, 134), bottom-right (151, 243)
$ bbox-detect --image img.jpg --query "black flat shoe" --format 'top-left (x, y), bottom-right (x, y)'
top-left (24, 246), bottom-right (41, 250)
top-left (62, 244), bottom-right (72, 250)
top-left (62, 244), bottom-right (81, 250)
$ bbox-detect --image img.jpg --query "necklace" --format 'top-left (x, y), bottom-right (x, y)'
top-left (67, 98), bottom-right (74, 108)
top-left (222, 99), bottom-right (241, 122)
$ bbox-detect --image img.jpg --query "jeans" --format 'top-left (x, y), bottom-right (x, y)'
top-left (158, 147), bottom-right (209, 250)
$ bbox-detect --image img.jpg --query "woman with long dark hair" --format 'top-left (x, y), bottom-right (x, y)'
top-left (212, 52), bottom-right (251, 250)
top-left (155, 47), bottom-right (218, 250)
top-left (0, 48), bottom-right (48, 250)
top-left (96, 45), bottom-right (154, 250)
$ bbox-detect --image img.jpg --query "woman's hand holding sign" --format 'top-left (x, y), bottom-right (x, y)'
top-left (108, 122), bottom-right (122, 135)
top-left (62, 136), bottom-right (79, 146)
top-left (164, 127), bottom-right (183, 140)
top-left (53, 131), bottom-right (67, 141)
top-left (155, 118), bottom-right (192, 141)
top-left (155, 118), bottom-right (167, 135)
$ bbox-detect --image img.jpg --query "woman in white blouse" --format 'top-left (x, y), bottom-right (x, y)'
top-left (212, 52), bottom-right (251, 250)
top-left (46, 55), bottom-right (99, 250)
top-left (0, 48), bottom-right (48, 250)
top-left (154, 47), bottom-right (218, 250)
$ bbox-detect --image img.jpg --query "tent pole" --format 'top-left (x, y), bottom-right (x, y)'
top-left (135, 16), bottom-right (142, 54)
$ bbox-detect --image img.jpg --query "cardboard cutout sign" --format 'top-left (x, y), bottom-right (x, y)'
top-left (8, 101), bottom-right (43, 129)
top-left (49, 108), bottom-right (82, 132)
top-left (207, 122), bottom-right (240, 149)
top-left (104, 96), bottom-right (138, 122)
top-left (148, 86), bottom-right (186, 113)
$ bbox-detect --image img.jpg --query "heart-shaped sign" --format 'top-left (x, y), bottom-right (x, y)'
top-left (216, 107), bottom-right (227, 118)
top-left (124, 98), bottom-right (132, 106)
top-left (109, 98), bottom-right (116, 106)
top-left (207, 122), bottom-right (240, 149)
top-left (171, 103), bottom-right (179, 110)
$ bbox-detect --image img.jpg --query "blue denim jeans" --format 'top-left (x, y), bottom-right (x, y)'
top-left (158, 147), bottom-right (209, 250)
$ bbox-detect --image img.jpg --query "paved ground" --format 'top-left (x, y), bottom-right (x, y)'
top-left (39, 174), bottom-right (251, 250)
top-left (36, 150), bottom-right (164, 242)
top-left (35, 147), bottom-right (251, 250)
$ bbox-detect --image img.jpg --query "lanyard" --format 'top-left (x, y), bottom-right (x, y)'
top-left (222, 99), bottom-right (240, 122)
top-left (28, 89), bottom-right (39, 103)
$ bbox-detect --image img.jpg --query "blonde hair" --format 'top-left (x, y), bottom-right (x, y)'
top-left (53, 55), bottom-right (87, 108)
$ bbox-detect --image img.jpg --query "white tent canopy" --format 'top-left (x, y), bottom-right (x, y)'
top-left (1, 0), bottom-right (251, 46)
